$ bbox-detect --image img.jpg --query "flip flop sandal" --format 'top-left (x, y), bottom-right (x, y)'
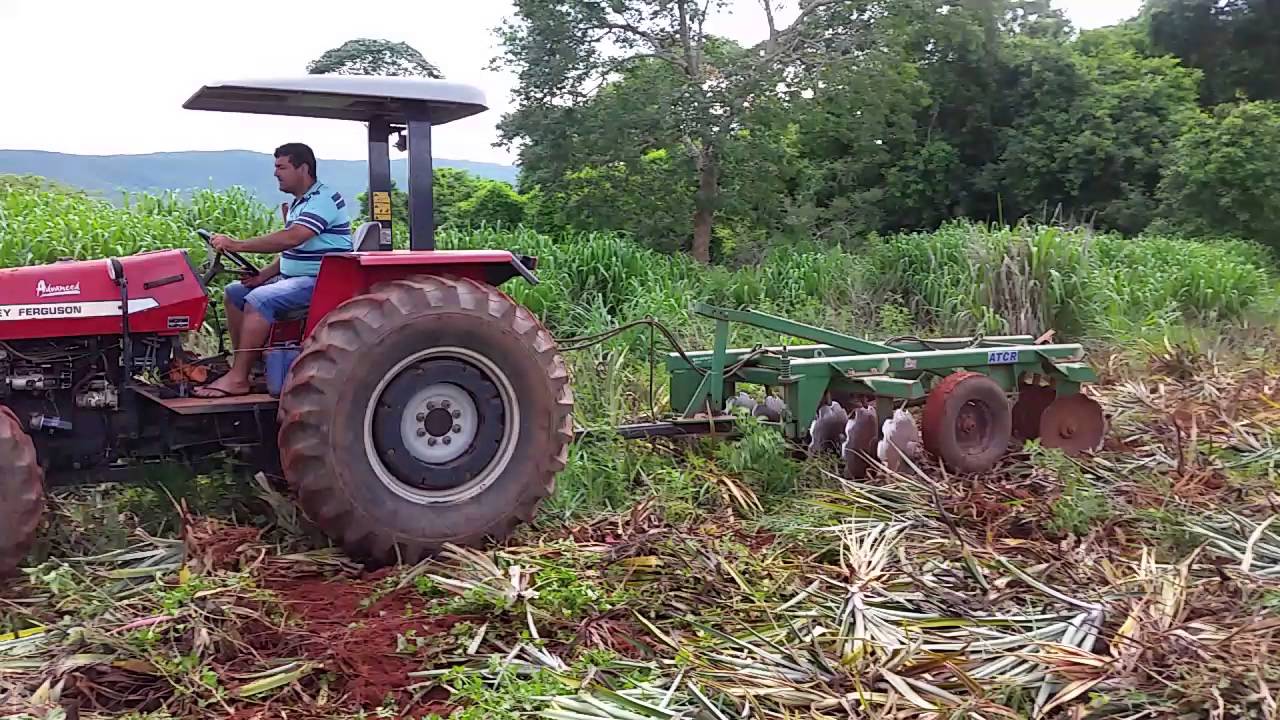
top-left (191, 386), bottom-right (250, 398)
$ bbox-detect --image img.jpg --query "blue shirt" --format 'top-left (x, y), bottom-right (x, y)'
top-left (281, 180), bottom-right (352, 277)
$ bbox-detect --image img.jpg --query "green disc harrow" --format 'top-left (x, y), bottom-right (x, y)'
top-left (645, 302), bottom-right (1107, 477)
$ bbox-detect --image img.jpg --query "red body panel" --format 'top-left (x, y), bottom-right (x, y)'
top-left (303, 250), bottom-right (533, 336)
top-left (0, 249), bottom-right (209, 341)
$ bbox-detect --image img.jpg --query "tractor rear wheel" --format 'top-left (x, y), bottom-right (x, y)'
top-left (0, 406), bottom-right (45, 577)
top-left (276, 275), bottom-right (574, 566)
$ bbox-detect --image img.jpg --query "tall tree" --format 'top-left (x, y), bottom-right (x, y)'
top-left (973, 29), bottom-right (1199, 231)
top-left (1154, 100), bottom-right (1280, 249)
top-left (1144, 0), bottom-right (1280, 106)
top-left (307, 38), bottom-right (443, 78)
top-left (493, 0), bottom-right (850, 263)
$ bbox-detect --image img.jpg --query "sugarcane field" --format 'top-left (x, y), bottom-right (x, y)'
top-left (3, 2), bottom-right (1280, 719)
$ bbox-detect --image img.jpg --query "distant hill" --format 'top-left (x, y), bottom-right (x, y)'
top-left (0, 149), bottom-right (519, 207)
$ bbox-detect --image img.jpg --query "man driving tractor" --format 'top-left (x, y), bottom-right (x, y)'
top-left (194, 143), bottom-right (352, 398)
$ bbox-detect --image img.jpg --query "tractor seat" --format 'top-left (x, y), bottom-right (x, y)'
top-left (353, 221), bottom-right (381, 252)
top-left (267, 224), bottom-right (378, 330)
top-left (277, 307), bottom-right (309, 323)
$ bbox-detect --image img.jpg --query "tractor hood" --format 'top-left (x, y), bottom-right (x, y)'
top-left (0, 250), bottom-right (210, 341)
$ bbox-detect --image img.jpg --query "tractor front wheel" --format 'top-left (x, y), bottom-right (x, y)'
top-left (275, 275), bottom-right (574, 566)
top-left (0, 406), bottom-right (45, 577)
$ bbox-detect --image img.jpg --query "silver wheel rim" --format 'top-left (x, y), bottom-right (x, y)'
top-left (400, 382), bottom-right (479, 464)
top-left (363, 346), bottom-right (520, 505)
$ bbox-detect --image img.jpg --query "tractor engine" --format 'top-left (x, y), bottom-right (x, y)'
top-left (0, 335), bottom-right (178, 412)
top-left (0, 335), bottom-right (175, 471)
top-left (0, 249), bottom-right (211, 474)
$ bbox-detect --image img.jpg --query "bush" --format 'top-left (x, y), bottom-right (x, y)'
top-left (1154, 100), bottom-right (1280, 253)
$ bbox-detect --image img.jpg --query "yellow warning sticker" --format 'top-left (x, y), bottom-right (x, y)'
top-left (371, 192), bottom-right (392, 221)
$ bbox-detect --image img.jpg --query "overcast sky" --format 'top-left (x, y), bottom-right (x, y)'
top-left (0, 0), bottom-right (1142, 165)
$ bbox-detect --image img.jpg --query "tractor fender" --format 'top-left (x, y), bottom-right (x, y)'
top-left (305, 251), bottom-right (538, 337)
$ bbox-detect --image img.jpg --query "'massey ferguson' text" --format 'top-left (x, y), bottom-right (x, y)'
top-left (0, 305), bottom-right (87, 319)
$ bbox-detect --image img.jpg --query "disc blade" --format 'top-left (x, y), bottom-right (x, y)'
top-left (1039, 394), bottom-right (1106, 454)
top-left (808, 401), bottom-right (848, 456)
top-left (754, 395), bottom-right (784, 422)
top-left (877, 408), bottom-right (922, 474)
top-left (1012, 384), bottom-right (1056, 440)
top-left (842, 407), bottom-right (878, 479)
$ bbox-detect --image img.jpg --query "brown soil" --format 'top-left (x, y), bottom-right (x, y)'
top-left (247, 570), bottom-right (468, 716)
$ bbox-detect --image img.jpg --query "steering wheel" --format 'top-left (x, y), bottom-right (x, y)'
top-left (195, 228), bottom-right (259, 283)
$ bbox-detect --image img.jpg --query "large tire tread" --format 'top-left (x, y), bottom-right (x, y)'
top-left (276, 275), bottom-right (573, 565)
top-left (0, 406), bottom-right (45, 577)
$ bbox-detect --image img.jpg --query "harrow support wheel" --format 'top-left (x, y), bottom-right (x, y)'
top-left (922, 371), bottom-right (1012, 474)
top-left (276, 275), bottom-right (574, 566)
top-left (0, 406), bottom-right (45, 577)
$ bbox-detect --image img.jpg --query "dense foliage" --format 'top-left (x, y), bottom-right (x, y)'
top-left (480, 0), bottom-right (1280, 261)
top-left (3, 179), bottom-right (1272, 347)
top-left (306, 38), bottom-right (443, 78)
top-left (1153, 100), bottom-right (1280, 245)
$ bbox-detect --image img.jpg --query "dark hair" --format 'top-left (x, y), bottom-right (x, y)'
top-left (274, 143), bottom-right (317, 179)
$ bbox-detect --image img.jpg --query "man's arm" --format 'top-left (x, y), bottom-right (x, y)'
top-left (213, 224), bottom-right (314, 254)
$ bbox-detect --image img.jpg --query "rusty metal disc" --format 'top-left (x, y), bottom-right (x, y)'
top-left (807, 401), bottom-right (849, 456)
top-left (1038, 394), bottom-right (1106, 455)
top-left (841, 406), bottom-right (879, 479)
top-left (1012, 383), bottom-right (1056, 440)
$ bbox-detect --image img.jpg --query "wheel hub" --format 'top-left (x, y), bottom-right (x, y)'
top-left (398, 382), bottom-right (479, 465)
top-left (954, 401), bottom-right (993, 454)
top-left (369, 353), bottom-right (513, 497)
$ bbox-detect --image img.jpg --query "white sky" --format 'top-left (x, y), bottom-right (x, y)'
top-left (0, 0), bottom-right (1141, 165)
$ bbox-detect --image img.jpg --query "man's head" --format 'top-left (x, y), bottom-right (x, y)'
top-left (274, 143), bottom-right (317, 195)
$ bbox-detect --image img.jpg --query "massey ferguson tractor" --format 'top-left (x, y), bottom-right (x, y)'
top-left (0, 76), bottom-right (574, 576)
top-left (0, 76), bottom-right (1109, 577)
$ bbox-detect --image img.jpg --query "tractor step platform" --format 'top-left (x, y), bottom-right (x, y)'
top-left (134, 384), bottom-right (279, 415)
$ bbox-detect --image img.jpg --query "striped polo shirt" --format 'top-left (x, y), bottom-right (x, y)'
top-left (281, 180), bottom-right (353, 277)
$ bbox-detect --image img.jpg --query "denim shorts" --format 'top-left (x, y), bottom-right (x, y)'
top-left (225, 274), bottom-right (317, 321)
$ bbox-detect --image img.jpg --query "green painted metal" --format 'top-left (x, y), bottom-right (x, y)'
top-left (680, 317), bottom-right (730, 417)
top-left (693, 302), bottom-right (901, 355)
top-left (668, 303), bottom-right (1099, 440)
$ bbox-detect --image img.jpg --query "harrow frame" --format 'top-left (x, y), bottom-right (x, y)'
top-left (665, 303), bottom-right (1099, 443)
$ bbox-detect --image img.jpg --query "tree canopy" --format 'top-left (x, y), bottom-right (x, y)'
top-left (382, 0), bottom-right (1280, 260)
top-left (306, 38), bottom-right (443, 78)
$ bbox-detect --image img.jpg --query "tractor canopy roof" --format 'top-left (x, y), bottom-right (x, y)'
top-left (182, 75), bottom-right (488, 125)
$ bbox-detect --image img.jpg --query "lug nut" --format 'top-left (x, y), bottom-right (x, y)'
top-left (442, 400), bottom-right (452, 409)
top-left (416, 428), bottom-right (427, 437)
top-left (427, 437), bottom-right (438, 446)
top-left (442, 436), bottom-right (452, 445)
top-left (452, 424), bottom-right (462, 433)
top-left (426, 401), bottom-right (437, 410)
top-left (451, 409), bottom-right (462, 419)
top-left (416, 412), bottom-right (426, 422)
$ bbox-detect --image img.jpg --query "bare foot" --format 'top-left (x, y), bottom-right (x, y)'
top-left (192, 373), bottom-right (251, 398)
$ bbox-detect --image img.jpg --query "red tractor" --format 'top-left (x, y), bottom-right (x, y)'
top-left (0, 76), bottom-right (574, 576)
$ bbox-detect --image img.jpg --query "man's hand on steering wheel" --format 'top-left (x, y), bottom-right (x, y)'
top-left (196, 228), bottom-right (260, 285)
top-left (210, 233), bottom-right (237, 251)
